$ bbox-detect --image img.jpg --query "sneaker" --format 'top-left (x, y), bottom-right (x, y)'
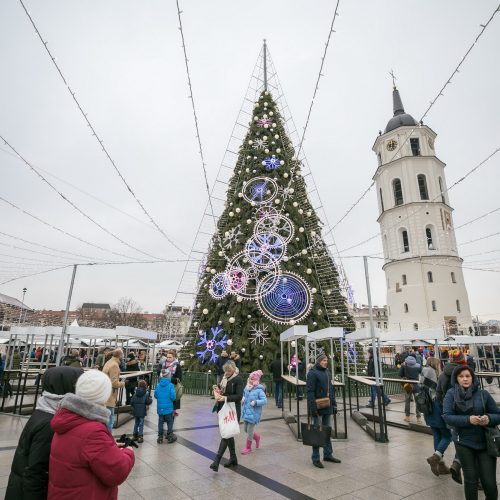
top-left (365, 403), bottom-right (375, 408)
top-left (157, 435), bottom-right (163, 444)
top-left (416, 417), bottom-right (423, 425)
top-left (167, 433), bottom-right (177, 443)
top-left (137, 436), bottom-right (144, 443)
top-left (313, 461), bottom-right (324, 469)
top-left (426, 453), bottom-right (441, 476)
top-left (404, 416), bottom-right (411, 423)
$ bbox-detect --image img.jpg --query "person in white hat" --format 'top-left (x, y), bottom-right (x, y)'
top-left (48, 370), bottom-right (135, 499)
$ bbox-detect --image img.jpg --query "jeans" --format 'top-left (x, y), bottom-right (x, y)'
top-left (456, 443), bottom-right (498, 500)
top-left (133, 417), bottom-right (144, 436)
top-left (244, 421), bottom-right (256, 440)
top-left (311, 414), bottom-right (333, 463)
top-left (158, 413), bottom-right (173, 436)
top-left (369, 386), bottom-right (390, 405)
top-left (431, 427), bottom-right (451, 455)
top-left (404, 391), bottom-right (421, 417)
top-left (274, 381), bottom-right (283, 407)
top-left (106, 407), bottom-right (114, 433)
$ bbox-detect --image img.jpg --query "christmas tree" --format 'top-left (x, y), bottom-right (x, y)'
top-left (183, 53), bottom-right (354, 372)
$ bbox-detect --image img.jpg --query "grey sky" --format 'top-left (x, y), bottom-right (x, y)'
top-left (1, 0), bottom-right (499, 320)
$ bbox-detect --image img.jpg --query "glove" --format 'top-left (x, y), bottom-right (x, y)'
top-left (250, 401), bottom-right (256, 407)
top-left (116, 434), bottom-right (139, 449)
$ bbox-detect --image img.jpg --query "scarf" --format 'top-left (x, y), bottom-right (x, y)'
top-left (420, 366), bottom-right (438, 400)
top-left (220, 368), bottom-right (239, 395)
top-left (454, 384), bottom-right (475, 414)
top-left (36, 391), bottom-right (65, 415)
top-left (162, 358), bottom-right (179, 379)
top-left (60, 393), bottom-right (111, 424)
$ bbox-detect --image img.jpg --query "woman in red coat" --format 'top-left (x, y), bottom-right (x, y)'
top-left (48, 369), bottom-right (135, 499)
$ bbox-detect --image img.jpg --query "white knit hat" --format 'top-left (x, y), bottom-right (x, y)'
top-left (75, 370), bottom-right (112, 405)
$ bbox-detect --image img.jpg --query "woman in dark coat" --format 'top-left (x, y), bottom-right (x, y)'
top-left (443, 365), bottom-right (500, 500)
top-left (209, 359), bottom-right (243, 472)
top-left (5, 366), bottom-right (83, 500)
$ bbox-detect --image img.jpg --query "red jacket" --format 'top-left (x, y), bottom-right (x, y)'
top-left (49, 406), bottom-right (134, 499)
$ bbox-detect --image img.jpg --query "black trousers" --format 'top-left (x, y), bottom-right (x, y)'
top-left (456, 443), bottom-right (498, 500)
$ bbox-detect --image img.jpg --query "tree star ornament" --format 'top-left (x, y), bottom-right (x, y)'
top-left (249, 324), bottom-right (270, 345)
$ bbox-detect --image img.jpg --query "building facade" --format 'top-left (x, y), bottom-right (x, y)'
top-left (373, 87), bottom-right (472, 334)
top-left (352, 304), bottom-right (388, 331)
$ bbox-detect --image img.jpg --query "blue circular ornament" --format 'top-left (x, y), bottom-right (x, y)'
top-left (257, 272), bottom-right (312, 324)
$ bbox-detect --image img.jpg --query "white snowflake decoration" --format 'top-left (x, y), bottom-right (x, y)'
top-left (223, 224), bottom-right (243, 250)
top-left (249, 324), bottom-right (270, 345)
top-left (252, 138), bottom-right (268, 150)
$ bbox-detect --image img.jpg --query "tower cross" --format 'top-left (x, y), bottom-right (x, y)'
top-left (389, 69), bottom-right (397, 89)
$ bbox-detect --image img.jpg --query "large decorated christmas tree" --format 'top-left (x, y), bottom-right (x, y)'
top-left (184, 87), bottom-right (354, 372)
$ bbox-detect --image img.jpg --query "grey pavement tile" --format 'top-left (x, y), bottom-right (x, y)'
top-left (161, 466), bottom-right (205, 484)
top-left (0, 475), bottom-right (10, 488)
top-left (0, 465), bottom-right (12, 477)
top-left (375, 477), bottom-right (426, 496)
top-left (118, 493), bottom-right (143, 500)
top-left (328, 495), bottom-right (360, 500)
top-left (139, 484), bottom-right (190, 500)
top-left (402, 482), bottom-right (465, 500)
top-left (176, 477), bottom-right (224, 497)
top-left (126, 473), bottom-right (172, 492)
top-left (395, 471), bottom-right (443, 489)
top-left (352, 486), bottom-right (403, 500)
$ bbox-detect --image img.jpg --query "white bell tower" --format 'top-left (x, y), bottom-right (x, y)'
top-left (372, 86), bottom-right (472, 334)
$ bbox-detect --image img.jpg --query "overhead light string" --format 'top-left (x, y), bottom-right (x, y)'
top-left (17, 0), bottom-right (186, 256)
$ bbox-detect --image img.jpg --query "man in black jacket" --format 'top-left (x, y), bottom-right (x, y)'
top-left (6, 366), bottom-right (83, 499)
top-left (306, 353), bottom-right (341, 468)
top-left (269, 353), bottom-right (286, 408)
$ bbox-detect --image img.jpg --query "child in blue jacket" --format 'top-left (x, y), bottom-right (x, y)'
top-left (130, 380), bottom-right (152, 443)
top-left (241, 370), bottom-right (267, 455)
top-left (154, 371), bottom-right (176, 444)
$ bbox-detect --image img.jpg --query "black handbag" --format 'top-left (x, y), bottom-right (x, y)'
top-left (301, 416), bottom-right (331, 448)
top-left (480, 391), bottom-right (500, 458)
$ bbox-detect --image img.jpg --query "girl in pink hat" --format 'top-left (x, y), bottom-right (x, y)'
top-left (240, 370), bottom-right (267, 455)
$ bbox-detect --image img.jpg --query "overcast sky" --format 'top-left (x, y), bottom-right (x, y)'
top-left (1, 0), bottom-right (499, 320)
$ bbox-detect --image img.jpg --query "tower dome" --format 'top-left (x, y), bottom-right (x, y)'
top-left (385, 87), bottom-right (417, 133)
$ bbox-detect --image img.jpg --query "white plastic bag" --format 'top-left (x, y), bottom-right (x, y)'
top-left (218, 401), bottom-right (240, 439)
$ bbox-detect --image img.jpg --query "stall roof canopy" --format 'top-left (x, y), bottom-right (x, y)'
top-left (7, 325), bottom-right (157, 341)
top-left (347, 328), bottom-right (446, 343)
top-left (442, 335), bottom-right (500, 345)
top-left (308, 327), bottom-right (344, 341)
top-left (279, 325), bottom-right (309, 342)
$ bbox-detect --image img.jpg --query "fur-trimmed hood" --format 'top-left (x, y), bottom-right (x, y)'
top-left (51, 393), bottom-right (110, 435)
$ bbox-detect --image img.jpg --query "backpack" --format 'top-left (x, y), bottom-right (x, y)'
top-left (415, 385), bottom-right (433, 415)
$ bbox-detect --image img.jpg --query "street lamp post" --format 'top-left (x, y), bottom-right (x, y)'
top-left (18, 287), bottom-right (27, 325)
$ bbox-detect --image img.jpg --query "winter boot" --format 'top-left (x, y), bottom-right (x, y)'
top-left (450, 460), bottom-right (462, 484)
top-left (426, 453), bottom-right (441, 476)
top-left (403, 416), bottom-right (411, 423)
top-left (224, 438), bottom-right (238, 468)
top-left (167, 432), bottom-right (177, 444)
top-left (253, 433), bottom-right (261, 449)
top-left (132, 433), bottom-right (139, 441)
top-left (157, 434), bottom-right (163, 444)
top-left (137, 436), bottom-right (144, 443)
top-left (438, 461), bottom-right (450, 475)
top-left (210, 439), bottom-right (228, 472)
top-left (241, 439), bottom-right (252, 455)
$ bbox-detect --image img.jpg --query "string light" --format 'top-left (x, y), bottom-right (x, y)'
top-left (455, 207), bottom-right (500, 230)
top-left (1, 135), bottom-right (163, 261)
top-left (0, 194), bottom-right (141, 261)
top-left (17, 0), bottom-right (186, 256)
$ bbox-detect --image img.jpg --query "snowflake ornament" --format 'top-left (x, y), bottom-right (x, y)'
top-left (252, 138), bottom-right (268, 150)
top-left (223, 224), bottom-right (243, 250)
top-left (196, 326), bottom-right (228, 364)
top-left (257, 117), bottom-right (273, 128)
top-left (249, 324), bottom-right (270, 345)
top-left (263, 156), bottom-right (281, 171)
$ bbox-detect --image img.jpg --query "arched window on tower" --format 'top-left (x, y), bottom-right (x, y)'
top-left (456, 300), bottom-right (461, 313)
top-left (404, 303), bottom-right (409, 313)
top-left (427, 271), bottom-right (433, 283)
top-left (401, 230), bottom-right (410, 253)
top-left (451, 272), bottom-right (456, 283)
top-left (426, 226), bottom-right (435, 250)
top-left (377, 152), bottom-right (382, 166)
top-left (379, 188), bottom-right (385, 212)
top-left (432, 300), bottom-right (437, 311)
top-left (439, 177), bottom-right (445, 204)
top-left (393, 178), bottom-right (404, 206)
top-left (417, 174), bottom-right (429, 200)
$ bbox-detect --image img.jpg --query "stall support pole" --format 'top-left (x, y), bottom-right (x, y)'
top-left (56, 265), bottom-right (77, 366)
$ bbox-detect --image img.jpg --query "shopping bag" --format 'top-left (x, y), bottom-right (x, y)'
top-left (218, 401), bottom-right (240, 439)
top-left (175, 382), bottom-right (184, 400)
top-left (301, 417), bottom-right (331, 448)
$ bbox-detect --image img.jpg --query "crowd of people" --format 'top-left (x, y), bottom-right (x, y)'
top-left (3, 343), bottom-right (500, 500)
